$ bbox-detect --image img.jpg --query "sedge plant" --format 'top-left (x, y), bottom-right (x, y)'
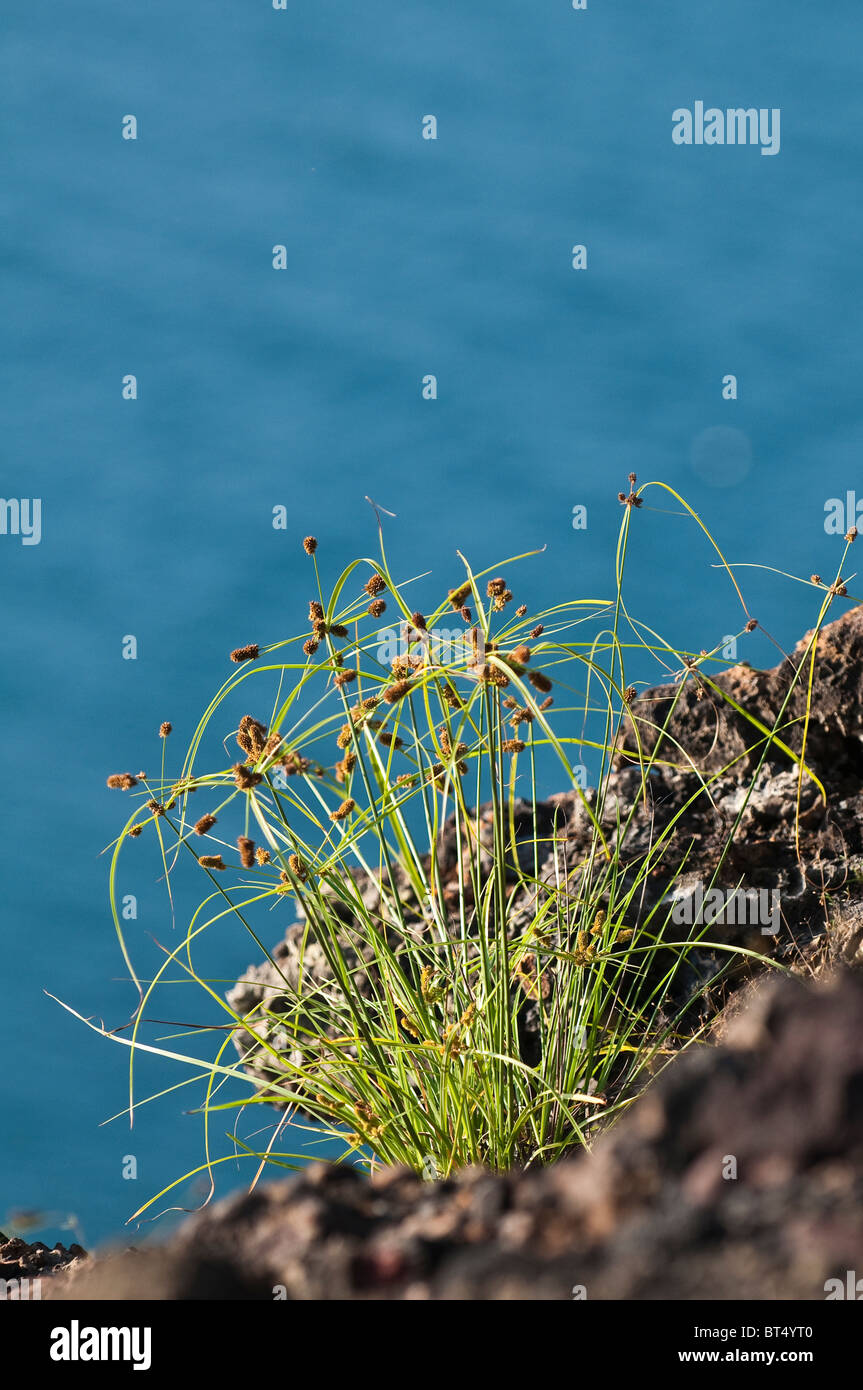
top-left (60, 477), bottom-right (851, 1220)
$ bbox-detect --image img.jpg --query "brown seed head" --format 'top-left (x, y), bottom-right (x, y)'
top-left (159, 722), bottom-right (172, 738)
top-left (279, 751), bottom-right (312, 776)
top-left (361, 696), bottom-right (380, 711)
top-left (237, 714), bottom-right (268, 758)
top-left (368, 599), bottom-right (386, 617)
top-left (230, 644), bottom-right (259, 663)
top-left (330, 798), bottom-right (356, 822)
top-left (335, 752), bottom-right (356, 782)
top-left (237, 836), bottom-right (255, 868)
top-left (528, 671), bottom-right (553, 693)
top-left (303, 536), bottom-right (318, 555)
top-left (233, 763), bottom-right (263, 790)
top-left (193, 813), bottom-right (217, 836)
top-left (384, 679), bottom-right (412, 703)
top-left (288, 853), bottom-right (308, 881)
top-left (478, 664), bottom-right (509, 688)
top-left (107, 773), bottom-right (138, 790)
top-left (198, 855), bottom-right (226, 871)
top-left (364, 574), bottom-right (386, 597)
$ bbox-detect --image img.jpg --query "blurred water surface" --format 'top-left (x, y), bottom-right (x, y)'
top-left (2, 0), bottom-right (861, 1241)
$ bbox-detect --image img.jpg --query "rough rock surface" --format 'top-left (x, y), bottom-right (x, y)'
top-left (0, 1234), bottom-right (87, 1293)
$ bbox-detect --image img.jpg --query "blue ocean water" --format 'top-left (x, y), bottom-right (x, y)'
top-left (2, 0), bottom-right (862, 1245)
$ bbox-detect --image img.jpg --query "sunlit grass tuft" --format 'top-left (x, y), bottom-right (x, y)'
top-left (63, 479), bottom-right (855, 1221)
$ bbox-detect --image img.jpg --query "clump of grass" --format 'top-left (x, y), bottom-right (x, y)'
top-left (71, 480), bottom-right (853, 1220)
